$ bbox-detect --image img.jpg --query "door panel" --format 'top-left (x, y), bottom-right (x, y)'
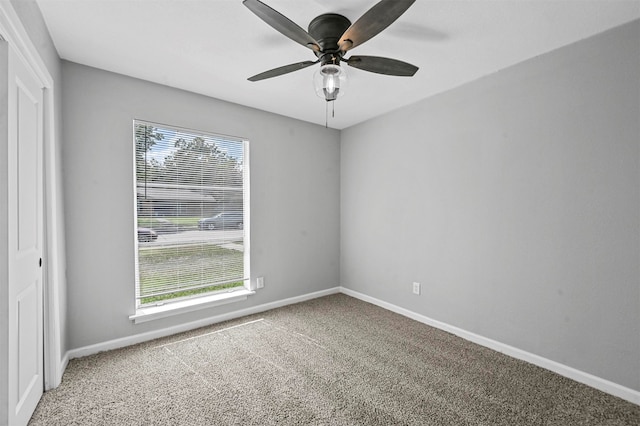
top-left (17, 283), bottom-right (39, 406)
top-left (17, 83), bottom-right (39, 251)
top-left (7, 46), bottom-right (44, 426)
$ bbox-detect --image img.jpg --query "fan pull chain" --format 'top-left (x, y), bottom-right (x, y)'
top-left (324, 101), bottom-right (338, 128)
top-left (325, 101), bottom-right (329, 128)
top-left (324, 101), bottom-right (336, 128)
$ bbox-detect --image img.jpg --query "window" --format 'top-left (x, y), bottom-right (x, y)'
top-left (132, 120), bottom-right (249, 312)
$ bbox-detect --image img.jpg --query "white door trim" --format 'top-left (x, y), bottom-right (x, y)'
top-left (0, 2), bottom-right (63, 390)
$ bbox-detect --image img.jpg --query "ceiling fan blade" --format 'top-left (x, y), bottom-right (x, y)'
top-left (346, 56), bottom-right (418, 76)
top-left (338, 0), bottom-right (416, 52)
top-left (243, 0), bottom-right (321, 52)
top-left (248, 60), bottom-right (318, 82)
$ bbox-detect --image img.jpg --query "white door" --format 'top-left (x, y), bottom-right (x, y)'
top-left (7, 46), bottom-right (44, 426)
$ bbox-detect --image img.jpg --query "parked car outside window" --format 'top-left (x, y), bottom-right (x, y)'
top-left (198, 212), bottom-right (244, 230)
top-left (137, 227), bottom-right (158, 242)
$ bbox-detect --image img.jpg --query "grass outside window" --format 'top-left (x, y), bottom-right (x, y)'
top-left (138, 244), bottom-right (244, 305)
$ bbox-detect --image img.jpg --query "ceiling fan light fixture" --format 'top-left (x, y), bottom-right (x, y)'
top-left (314, 64), bottom-right (347, 102)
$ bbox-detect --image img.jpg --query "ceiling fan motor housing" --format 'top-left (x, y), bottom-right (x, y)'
top-left (308, 13), bottom-right (351, 64)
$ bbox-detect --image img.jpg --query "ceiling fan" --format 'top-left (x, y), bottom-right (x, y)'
top-left (243, 0), bottom-right (419, 102)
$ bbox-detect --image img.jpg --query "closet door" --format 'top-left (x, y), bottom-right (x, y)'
top-left (7, 44), bottom-right (44, 426)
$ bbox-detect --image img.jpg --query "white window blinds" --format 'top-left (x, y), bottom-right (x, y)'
top-left (133, 120), bottom-right (248, 306)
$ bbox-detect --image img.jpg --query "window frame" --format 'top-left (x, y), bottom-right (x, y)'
top-left (129, 120), bottom-right (252, 323)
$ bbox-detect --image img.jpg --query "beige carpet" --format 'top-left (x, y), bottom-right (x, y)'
top-left (30, 294), bottom-right (639, 425)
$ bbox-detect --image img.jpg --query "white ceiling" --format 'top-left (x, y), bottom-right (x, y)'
top-left (36, 0), bottom-right (640, 129)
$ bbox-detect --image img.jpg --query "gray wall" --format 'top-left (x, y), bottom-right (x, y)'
top-left (61, 62), bottom-right (340, 349)
top-left (340, 20), bottom-right (640, 391)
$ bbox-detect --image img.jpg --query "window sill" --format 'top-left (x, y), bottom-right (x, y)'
top-left (129, 289), bottom-right (255, 324)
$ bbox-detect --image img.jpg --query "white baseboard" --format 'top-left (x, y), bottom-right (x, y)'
top-left (60, 285), bottom-right (639, 406)
top-left (65, 287), bottom-right (340, 360)
top-left (60, 352), bottom-right (69, 380)
top-left (339, 287), bottom-right (640, 406)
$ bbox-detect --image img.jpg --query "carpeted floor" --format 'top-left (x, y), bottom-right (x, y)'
top-left (30, 294), bottom-right (640, 425)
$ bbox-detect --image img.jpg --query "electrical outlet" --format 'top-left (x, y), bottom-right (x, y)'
top-left (257, 276), bottom-right (264, 289)
top-left (412, 282), bottom-right (420, 295)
